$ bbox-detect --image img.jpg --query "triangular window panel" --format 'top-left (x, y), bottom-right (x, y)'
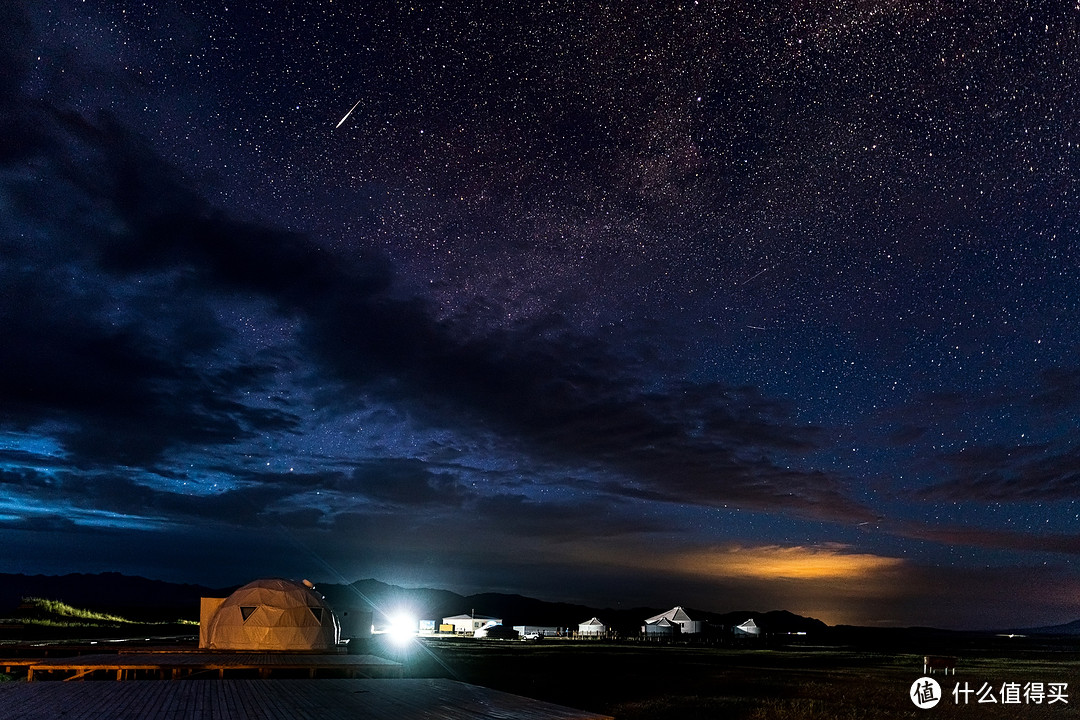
top-left (240, 606), bottom-right (258, 622)
top-left (308, 607), bottom-right (323, 622)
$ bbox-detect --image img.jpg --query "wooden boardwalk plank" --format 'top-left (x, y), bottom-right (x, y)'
top-left (0, 679), bottom-right (611, 720)
top-left (25, 652), bottom-right (400, 681)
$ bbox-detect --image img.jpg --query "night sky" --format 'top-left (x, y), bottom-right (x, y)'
top-left (3, 0), bottom-right (1079, 629)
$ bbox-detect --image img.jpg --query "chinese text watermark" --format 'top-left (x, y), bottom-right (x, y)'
top-left (911, 678), bottom-right (1069, 709)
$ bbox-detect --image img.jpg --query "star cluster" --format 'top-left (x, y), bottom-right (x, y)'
top-left (1, 0), bottom-right (1078, 627)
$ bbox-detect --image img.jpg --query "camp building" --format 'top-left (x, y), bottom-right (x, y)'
top-left (441, 613), bottom-right (503, 634)
top-left (643, 606), bottom-right (703, 635)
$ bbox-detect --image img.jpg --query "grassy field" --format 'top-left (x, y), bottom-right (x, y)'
top-left (373, 636), bottom-right (1079, 719)
top-left (0, 597), bottom-right (197, 644)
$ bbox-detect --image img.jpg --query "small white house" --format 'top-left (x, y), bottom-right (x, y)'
top-left (578, 617), bottom-right (606, 637)
top-left (442, 614), bottom-right (502, 634)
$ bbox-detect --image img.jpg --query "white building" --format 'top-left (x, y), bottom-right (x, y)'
top-left (578, 617), bottom-right (606, 637)
top-left (442, 613), bottom-right (502, 634)
top-left (644, 606), bottom-right (703, 634)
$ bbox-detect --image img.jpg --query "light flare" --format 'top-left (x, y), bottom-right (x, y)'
top-left (386, 611), bottom-right (417, 645)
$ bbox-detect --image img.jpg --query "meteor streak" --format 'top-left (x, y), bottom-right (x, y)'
top-left (335, 99), bottom-right (361, 129)
top-left (740, 266), bottom-right (771, 285)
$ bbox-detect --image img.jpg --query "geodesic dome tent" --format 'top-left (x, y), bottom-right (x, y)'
top-left (203, 578), bottom-right (340, 651)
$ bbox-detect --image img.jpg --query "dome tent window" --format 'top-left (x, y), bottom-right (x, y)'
top-left (240, 606), bottom-right (257, 622)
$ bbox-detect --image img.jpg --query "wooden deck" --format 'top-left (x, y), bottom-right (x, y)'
top-left (0, 678), bottom-right (613, 719)
top-left (20, 653), bottom-right (402, 681)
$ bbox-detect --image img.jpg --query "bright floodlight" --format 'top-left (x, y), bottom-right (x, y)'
top-left (387, 612), bottom-right (417, 645)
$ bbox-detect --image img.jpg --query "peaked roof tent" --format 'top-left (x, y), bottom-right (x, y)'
top-left (735, 618), bottom-right (762, 635)
top-left (645, 606), bottom-right (694, 624)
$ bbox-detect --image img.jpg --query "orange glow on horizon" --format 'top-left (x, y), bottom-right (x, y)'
top-left (673, 544), bottom-right (906, 581)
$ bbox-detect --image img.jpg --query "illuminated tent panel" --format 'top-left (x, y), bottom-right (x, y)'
top-left (205, 578), bottom-right (340, 651)
top-left (578, 617), bottom-right (606, 636)
top-left (642, 617), bottom-right (679, 636)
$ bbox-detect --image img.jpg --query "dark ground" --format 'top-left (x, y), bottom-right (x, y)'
top-left (370, 634), bottom-right (1080, 719)
top-left (2, 629), bottom-right (1076, 718)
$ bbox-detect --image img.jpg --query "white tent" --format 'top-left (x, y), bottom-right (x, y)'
top-left (642, 617), bottom-right (680, 636)
top-left (645, 606), bottom-right (703, 634)
top-left (202, 578), bottom-right (340, 651)
top-left (578, 617), bottom-right (606, 636)
top-left (734, 618), bottom-right (761, 636)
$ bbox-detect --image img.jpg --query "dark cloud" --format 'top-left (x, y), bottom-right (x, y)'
top-left (0, 113), bottom-right (304, 466)
top-left (0, 514), bottom-right (82, 534)
top-left (1031, 367), bottom-right (1080, 414)
top-left (0, 466), bottom-right (54, 491)
top-left (899, 523), bottom-right (1080, 556)
top-left (346, 459), bottom-right (473, 508)
top-left (0, 462), bottom-right (335, 531)
top-left (0, 96), bottom-right (867, 521)
top-left (858, 362), bottom-right (1080, 504)
top-left (467, 494), bottom-right (672, 540)
top-left (923, 442), bottom-right (1080, 502)
top-left (0, 288), bottom-right (300, 466)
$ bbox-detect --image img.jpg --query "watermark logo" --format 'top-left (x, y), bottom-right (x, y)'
top-left (909, 679), bottom-right (1069, 709)
top-left (911, 677), bottom-right (942, 709)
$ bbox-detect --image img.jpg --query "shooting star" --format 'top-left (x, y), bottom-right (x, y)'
top-left (747, 325), bottom-right (766, 330)
top-left (740, 266), bottom-right (771, 285)
top-left (335, 99), bottom-right (362, 129)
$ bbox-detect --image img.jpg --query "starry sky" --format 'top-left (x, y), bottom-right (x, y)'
top-left (2, 0), bottom-right (1079, 629)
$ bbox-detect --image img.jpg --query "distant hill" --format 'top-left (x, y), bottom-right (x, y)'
top-left (317, 578), bottom-right (829, 635)
top-left (1019, 618), bottom-right (1080, 635)
top-left (318, 580), bottom-right (615, 629)
top-left (0, 573), bottom-right (230, 622)
top-left (0, 573), bottom-right (828, 635)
